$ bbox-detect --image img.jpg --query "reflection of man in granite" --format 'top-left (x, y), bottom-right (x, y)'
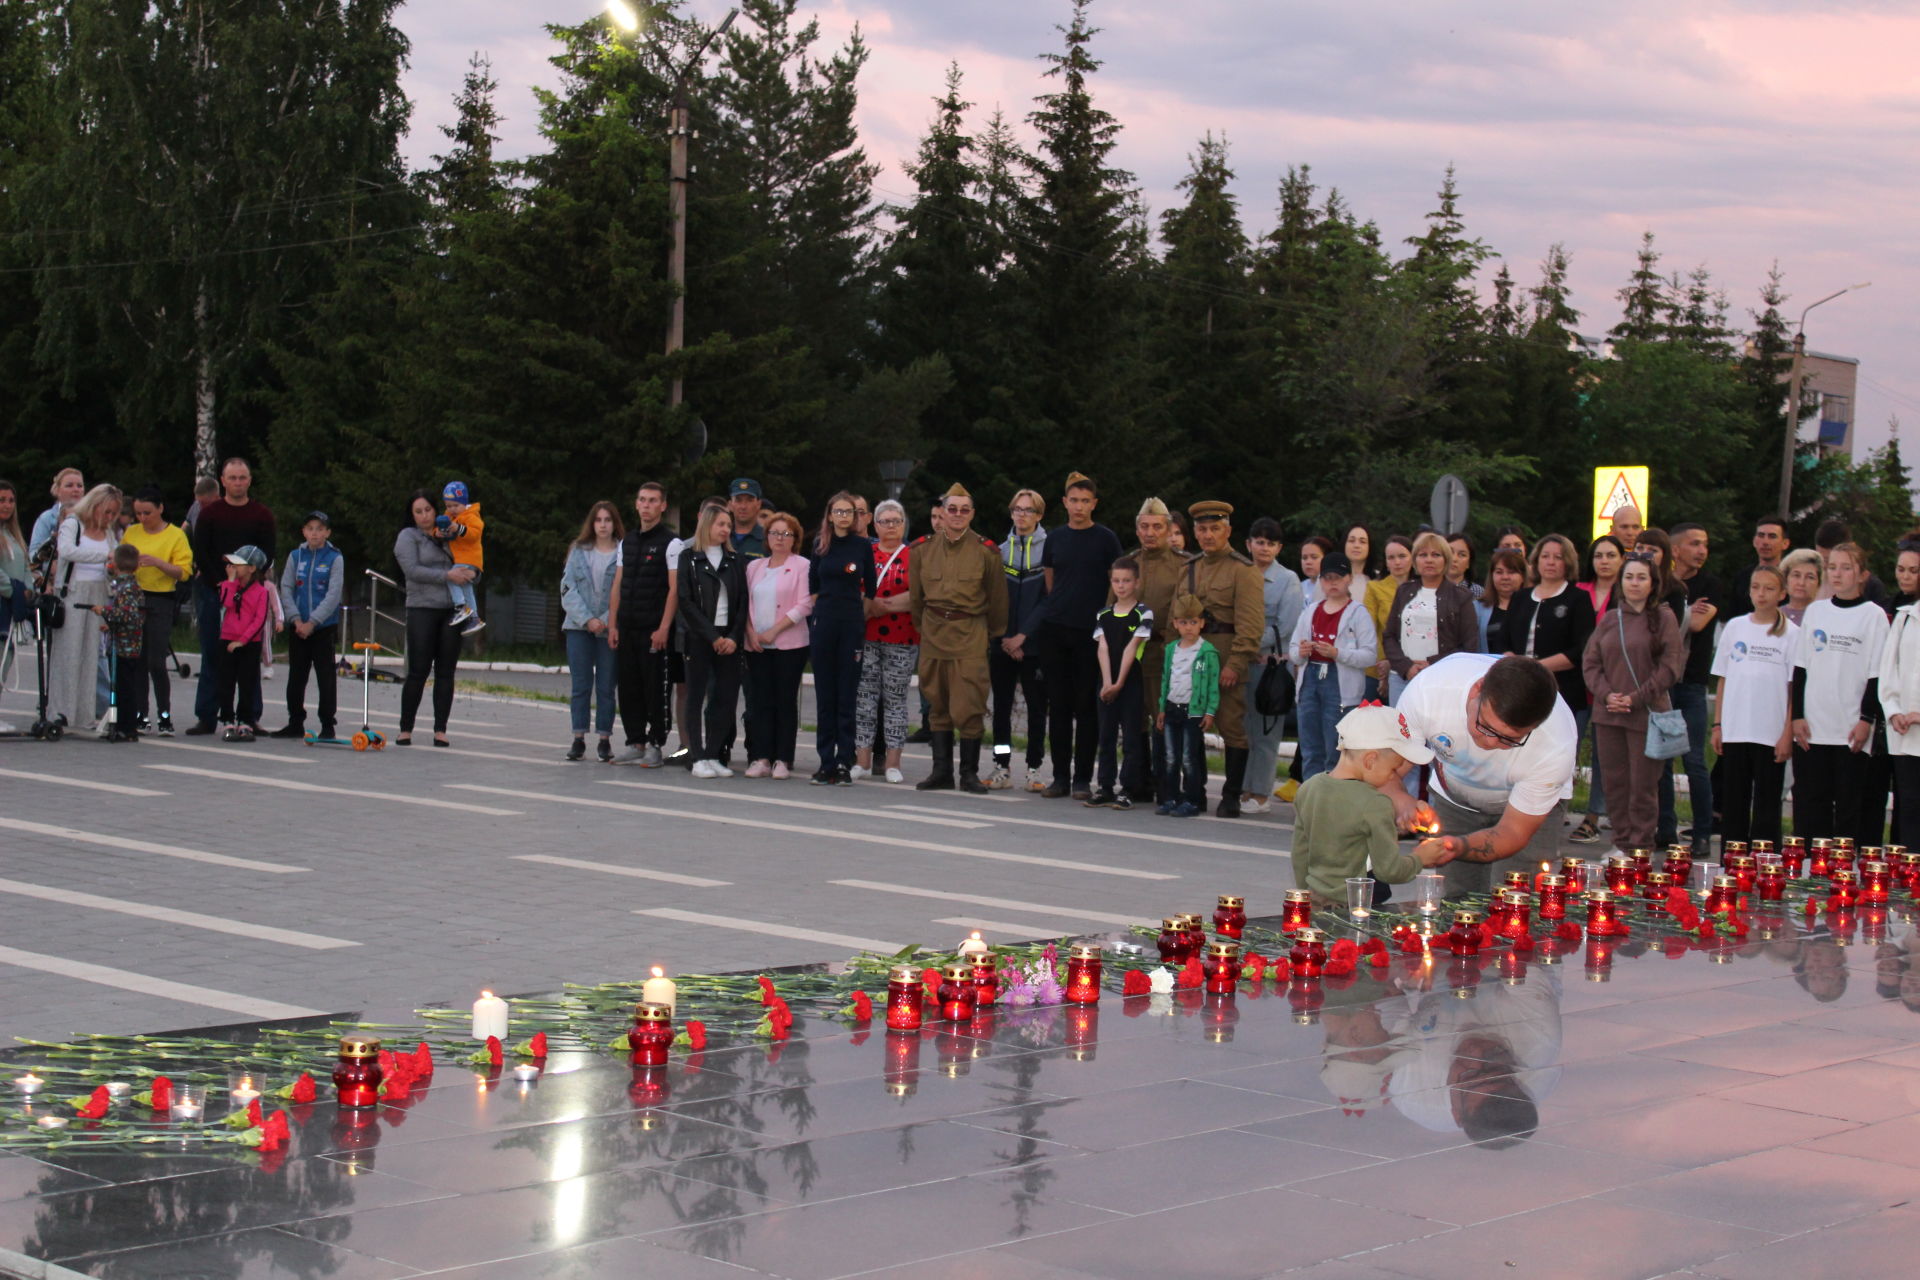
top-left (1318, 972), bottom-right (1562, 1149)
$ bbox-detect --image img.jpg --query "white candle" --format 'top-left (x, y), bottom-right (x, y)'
top-left (169, 1100), bottom-right (202, 1122)
top-left (104, 1081), bottom-right (131, 1100)
top-left (957, 931), bottom-right (990, 958)
top-left (472, 990), bottom-right (510, 1041)
top-left (641, 967), bottom-right (677, 1014)
top-left (230, 1087), bottom-right (261, 1107)
top-left (511, 1063), bottom-right (541, 1082)
top-left (12, 1073), bottom-right (43, 1096)
top-left (35, 1115), bottom-right (67, 1131)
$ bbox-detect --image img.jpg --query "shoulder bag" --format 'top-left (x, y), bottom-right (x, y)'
top-left (1617, 607), bottom-right (1688, 760)
top-left (1254, 622), bottom-right (1294, 723)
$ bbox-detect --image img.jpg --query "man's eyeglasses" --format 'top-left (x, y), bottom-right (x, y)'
top-left (1010, 505), bottom-right (1040, 515)
top-left (1473, 701), bottom-right (1531, 750)
top-left (947, 505), bottom-right (974, 515)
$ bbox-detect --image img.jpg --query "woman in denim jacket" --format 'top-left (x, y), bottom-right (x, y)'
top-left (562, 501), bottom-right (625, 760)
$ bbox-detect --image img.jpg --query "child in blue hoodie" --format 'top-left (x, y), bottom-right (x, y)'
top-left (272, 511), bottom-right (345, 739)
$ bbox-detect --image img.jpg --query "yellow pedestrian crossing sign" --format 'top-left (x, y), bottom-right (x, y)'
top-left (1591, 466), bottom-right (1650, 541)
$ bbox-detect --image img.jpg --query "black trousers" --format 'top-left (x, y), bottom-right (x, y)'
top-left (216, 639), bottom-right (263, 727)
top-left (138, 591), bottom-right (178, 720)
top-left (1793, 742), bottom-right (1888, 846)
top-left (1718, 740), bottom-right (1786, 846)
top-left (285, 624), bottom-right (339, 732)
top-left (1095, 673), bottom-right (1147, 793)
top-left (684, 644), bottom-right (743, 762)
top-left (1892, 756), bottom-right (1920, 847)
top-left (746, 646), bottom-right (809, 765)
top-left (399, 607), bottom-right (463, 734)
top-left (614, 615), bottom-right (672, 747)
top-left (110, 646), bottom-right (143, 730)
top-left (990, 643), bottom-right (1046, 767)
top-left (1041, 622), bottom-right (1100, 789)
top-left (810, 609), bottom-right (864, 771)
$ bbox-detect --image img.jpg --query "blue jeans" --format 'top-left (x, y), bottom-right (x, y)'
top-left (1159, 701), bottom-right (1207, 806)
top-left (1297, 663), bottom-right (1345, 781)
top-left (1659, 681), bottom-right (1713, 850)
top-left (565, 627), bottom-right (616, 735)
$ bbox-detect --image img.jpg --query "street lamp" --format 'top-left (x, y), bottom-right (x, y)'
top-left (878, 459), bottom-right (914, 502)
top-left (1776, 281), bottom-right (1871, 514)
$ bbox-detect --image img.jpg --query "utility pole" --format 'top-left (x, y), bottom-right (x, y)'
top-left (1776, 282), bottom-right (1870, 516)
top-left (662, 8), bottom-right (738, 413)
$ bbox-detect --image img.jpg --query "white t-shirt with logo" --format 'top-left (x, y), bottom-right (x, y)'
top-left (1794, 598), bottom-right (1890, 747)
top-left (1401, 587), bottom-right (1439, 662)
top-left (1711, 614), bottom-right (1798, 748)
top-left (1397, 652), bottom-right (1578, 816)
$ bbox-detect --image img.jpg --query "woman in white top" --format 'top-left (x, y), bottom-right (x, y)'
top-left (1879, 562), bottom-right (1920, 848)
top-left (1713, 565), bottom-right (1797, 846)
top-left (50, 484), bottom-right (122, 733)
top-left (676, 505), bottom-right (749, 778)
top-left (1792, 542), bottom-right (1890, 845)
top-left (1383, 531), bottom-right (1477, 706)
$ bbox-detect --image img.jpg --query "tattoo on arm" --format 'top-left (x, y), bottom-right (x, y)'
top-left (1460, 831), bottom-right (1503, 862)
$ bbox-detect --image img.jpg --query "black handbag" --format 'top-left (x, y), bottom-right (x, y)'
top-left (1254, 625), bottom-right (1295, 721)
top-left (41, 560), bottom-right (75, 630)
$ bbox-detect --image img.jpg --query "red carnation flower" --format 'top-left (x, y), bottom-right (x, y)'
top-left (247, 1097), bottom-right (264, 1128)
top-left (1324, 958), bottom-right (1356, 978)
top-left (1270, 958), bottom-right (1292, 982)
top-left (1330, 938), bottom-right (1359, 965)
top-left (529, 1032), bottom-right (548, 1058)
top-left (255, 1109), bottom-right (290, 1152)
top-left (1242, 954), bottom-right (1267, 982)
top-left (77, 1086), bottom-right (109, 1120)
top-left (1360, 937), bottom-right (1388, 956)
top-left (757, 975), bottom-right (776, 1004)
top-left (1695, 920), bottom-right (1717, 940)
top-left (384, 1070), bottom-right (412, 1101)
top-left (413, 1043), bottom-right (435, 1078)
top-left (1368, 951), bottom-right (1390, 969)
top-left (850, 991), bottom-right (874, 1021)
top-left (686, 1019), bottom-right (707, 1050)
top-left (1511, 933), bottom-right (1535, 952)
top-left (378, 1048), bottom-right (397, 1077)
top-left (1554, 921), bottom-right (1582, 941)
top-left (1178, 956), bottom-right (1204, 988)
top-left (151, 1076), bottom-right (173, 1111)
top-left (486, 1035), bottom-right (504, 1067)
top-left (1397, 935), bottom-right (1425, 955)
top-left (1122, 969), bottom-right (1151, 996)
top-left (290, 1072), bottom-right (317, 1104)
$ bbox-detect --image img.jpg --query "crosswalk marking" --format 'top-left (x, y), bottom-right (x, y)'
top-left (635, 907), bottom-right (899, 954)
top-left (513, 855), bottom-right (730, 887)
top-left (0, 767), bottom-right (167, 797)
top-left (603, 780), bottom-right (994, 828)
top-left (0, 817), bottom-right (306, 874)
top-left (881, 802), bottom-right (1291, 855)
top-left (831, 879), bottom-right (1156, 927)
top-left (0, 877), bottom-right (358, 949)
top-left (0, 944), bottom-right (323, 1020)
top-left (143, 763), bottom-right (522, 815)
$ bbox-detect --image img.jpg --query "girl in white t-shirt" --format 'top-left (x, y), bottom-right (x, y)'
top-left (1712, 566), bottom-right (1797, 845)
top-left (1792, 543), bottom-right (1891, 845)
top-left (1877, 563), bottom-right (1920, 848)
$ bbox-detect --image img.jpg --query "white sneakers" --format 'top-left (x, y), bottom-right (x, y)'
top-left (848, 764), bottom-right (872, 782)
top-left (691, 760), bottom-right (735, 779)
top-left (885, 767), bottom-right (905, 784)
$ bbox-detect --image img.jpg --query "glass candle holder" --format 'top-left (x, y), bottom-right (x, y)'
top-left (1627, 849), bottom-right (1651, 887)
top-left (938, 963), bottom-right (977, 1022)
top-left (1861, 860), bottom-right (1892, 905)
top-left (1721, 839), bottom-right (1749, 859)
top-left (168, 1083), bottom-right (208, 1124)
top-left (970, 955), bottom-right (999, 1006)
top-left (1896, 851), bottom-right (1920, 893)
top-left (1724, 854), bottom-right (1756, 893)
top-left (1414, 871), bottom-right (1446, 914)
top-left (1157, 917), bottom-right (1191, 964)
top-left (1213, 895), bottom-right (1247, 939)
top-left (1585, 889), bottom-right (1621, 937)
top-left (1502, 869), bottom-right (1531, 893)
top-left (333, 1035), bottom-right (383, 1110)
top-left (1345, 877), bottom-right (1373, 921)
top-left (885, 964), bottom-right (925, 1031)
top-left (1828, 868), bottom-right (1859, 910)
top-left (1288, 927), bottom-right (1328, 977)
top-left (1497, 890), bottom-right (1532, 938)
top-left (1280, 891), bottom-right (1313, 932)
top-left (1809, 839), bottom-right (1835, 879)
top-left (1643, 870), bottom-right (1674, 912)
top-left (1604, 855), bottom-right (1635, 895)
top-left (1756, 856), bottom-right (1786, 902)
top-left (1486, 893), bottom-right (1513, 934)
top-left (1201, 940), bottom-right (1243, 994)
top-left (1560, 856), bottom-right (1589, 895)
top-left (1064, 944), bottom-right (1103, 1005)
top-left (1446, 911), bottom-right (1483, 956)
top-left (1177, 913), bottom-right (1207, 949)
top-left (629, 1002), bottom-right (674, 1067)
top-left (1836, 837), bottom-right (1857, 857)
top-left (1537, 873), bottom-right (1569, 920)
top-left (1664, 848), bottom-right (1694, 885)
top-left (1781, 837), bottom-right (1806, 876)
top-left (1703, 874), bottom-right (1738, 915)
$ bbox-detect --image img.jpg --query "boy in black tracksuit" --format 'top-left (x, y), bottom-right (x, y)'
top-left (1088, 557), bottom-right (1154, 809)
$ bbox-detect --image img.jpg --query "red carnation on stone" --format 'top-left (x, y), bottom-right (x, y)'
top-left (290, 1073), bottom-right (317, 1104)
top-left (921, 967), bottom-right (943, 994)
top-left (1270, 958), bottom-right (1292, 982)
top-left (1554, 921), bottom-right (1582, 941)
top-left (1122, 969), bottom-right (1151, 996)
top-left (77, 1086), bottom-right (109, 1119)
top-left (1397, 935), bottom-right (1425, 955)
top-left (383, 1069), bottom-right (412, 1101)
top-left (850, 991), bottom-right (874, 1021)
top-left (247, 1097), bottom-right (264, 1129)
top-left (757, 975), bottom-right (776, 1004)
top-left (1330, 938), bottom-right (1359, 965)
top-left (255, 1109), bottom-right (290, 1152)
top-left (413, 1043), bottom-right (434, 1079)
top-left (528, 1032), bottom-right (548, 1058)
top-left (686, 1019), bottom-right (707, 1050)
top-left (1369, 951), bottom-right (1390, 969)
top-left (1242, 953), bottom-right (1267, 982)
top-left (1360, 937), bottom-right (1388, 956)
top-left (486, 1035), bottom-right (504, 1068)
top-left (379, 1048), bottom-right (397, 1077)
top-left (150, 1076), bottom-right (173, 1112)
top-left (1695, 920), bottom-right (1717, 940)
top-left (1324, 958), bottom-right (1356, 978)
top-left (1511, 932), bottom-right (1535, 952)
top-left (1179, 956), bottom-right (1204, 988)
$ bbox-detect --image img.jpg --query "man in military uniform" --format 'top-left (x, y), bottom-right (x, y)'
top-left (909, 484), bottom-right (1009, 794)
top-left (1129, 498), bottom-right (1190, 802)
top-left (1185, 500), bottom-right (1265, 816)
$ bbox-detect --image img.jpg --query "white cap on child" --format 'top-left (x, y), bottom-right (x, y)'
top-left (1336, 702), bottom-right (1434, 765)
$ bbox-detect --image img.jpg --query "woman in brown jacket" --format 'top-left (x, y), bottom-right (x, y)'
top-left (1384, 531), bottom-right (1480, 705)
top-left (1583, 553), bottom-right (1685, 851)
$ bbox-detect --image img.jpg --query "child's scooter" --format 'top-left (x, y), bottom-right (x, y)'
top-left (307, 569), bottom-right (391, 751)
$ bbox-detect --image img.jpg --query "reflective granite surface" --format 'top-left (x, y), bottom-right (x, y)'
top-left (4, 913), bottom-right (1919, 1279)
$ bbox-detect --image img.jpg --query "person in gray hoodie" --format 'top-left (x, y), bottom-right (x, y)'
top-left (271, 511), bottom-right (345, 739)
top-left (394, 490), bottom-right (473, 745)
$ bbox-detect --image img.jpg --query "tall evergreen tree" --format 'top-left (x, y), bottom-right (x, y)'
top-left (1611, 230), bottom-right (1666, 343)
top-left (1738, 263), bottom-right (1799, 517)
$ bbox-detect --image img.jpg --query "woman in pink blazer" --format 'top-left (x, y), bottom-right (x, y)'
top-left (743, 512), bottom-right (815, 778)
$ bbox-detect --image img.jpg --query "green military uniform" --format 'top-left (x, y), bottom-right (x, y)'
top-left (908, 484), bottom-right (1009, 792)
top-left (1186, 500), bottom-right (1265, 817)
top-left (1130, 542), bottom-right (1192, 730)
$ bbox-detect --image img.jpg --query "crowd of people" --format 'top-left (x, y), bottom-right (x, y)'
top-left (7, 462), bottom-right (1920, 866)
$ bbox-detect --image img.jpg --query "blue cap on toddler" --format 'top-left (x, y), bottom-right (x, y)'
top-left (442, 481), bottom-right (470, 503)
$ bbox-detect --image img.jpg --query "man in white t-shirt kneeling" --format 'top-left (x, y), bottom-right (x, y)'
top-left (1390, 654), bottom-right (1579, 897)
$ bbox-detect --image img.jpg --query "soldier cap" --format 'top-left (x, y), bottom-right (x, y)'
top-left (1171, 593), bottom-right (1206, 620)
top-left (943, 483), bottom-right (972, 502)
top-left (1188, 500), bottom-right (1233, 522)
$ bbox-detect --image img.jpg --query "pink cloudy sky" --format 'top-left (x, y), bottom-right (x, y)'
top-left (396, 0), bottom-right (1919, 467)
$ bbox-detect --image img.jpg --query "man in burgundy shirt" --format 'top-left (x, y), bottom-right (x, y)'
top-left (186, 458), bottom-right (276, 734)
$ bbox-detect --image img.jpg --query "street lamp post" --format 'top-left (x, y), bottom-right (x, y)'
top-left (1776, 281), bottom-right (1870, 515)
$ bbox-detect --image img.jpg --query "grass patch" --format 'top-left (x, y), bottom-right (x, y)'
top-left (456, 679), bottom-right (568, 705)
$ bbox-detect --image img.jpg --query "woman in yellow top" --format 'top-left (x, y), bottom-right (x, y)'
top-left (1364, 534), bottom-right (1413, 700)
top-left (120, 486), bottom-right (194, 734)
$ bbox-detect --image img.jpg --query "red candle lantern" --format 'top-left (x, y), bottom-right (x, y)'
top-left (1503, 890), bottom-right (1533, 937)
top-left (1781, 837), bottom-right (1806, 876)
top-left (938, 963), bottom-right (977, 1023)
top-left (1630, 849), bottom-right (1654, 887)
top-left (970, 954), bottom-right (1000, 1006)
top-left (1201, 940), bottom-right (1243, 994)
top-left (1664, 847), bottom-right (1694, 886)
top-left (1896, 851), bottom-right (1920, 893)
top-left (1861, 860), bottom-right (1893, 905)
top-left (1446, 910), bottom-right (1483, 956)
top-left (1502, 869), bottom-right (1531, 894)
top-left (1643, 870), bottom-right (1674, 912)
top-left (1703, 874), bottom-right (1738, 915)
top-left (1604, 855), bottom-right (1635, 894)
top-left (1560, 856), bottom-right (1589, 895)
top-left (332, 1035), bottom-right (383, 1109)
top-left (1157, 917), bottom-right (1190, 964)
top-left (1585, 889), bottom-right (1622, 937)
top-left (885, 964), bottom-right (925, 1032)
top-left (1752, 839), bottom-right (1774, 857)
top-left (883, 1025), bottom-right (922, 1097)
top-left (1836, 837), bottom-right (1857, 857)
top-left (1062, 1003), bottom-right (1099, 1060)
top-left (1213, 895), bottom-right (1247, 940)
top-left (1537, 873), bottom-right (1569, 920)
top-left (1064, 944), bottom-right (1103, 1005)
top-left (1280, 890), bottom-right (1313, 932)
top-left (1288, 927), bottom-right (1329, 976)
top-left (1756, 857), bottom-right (1786, 902)
top-left (1809, 839), bottom-right (1835, 879)
top-left (1177, 913), bottom-right (1207, 951)
top-left (1828, 868), bottom-right (1859, 910)
top-left (629, 1002), bottom-right (674, 1067)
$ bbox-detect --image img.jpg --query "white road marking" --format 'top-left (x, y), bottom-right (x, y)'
top-left (366, 713), bottom-right (557, 749)
top-left (0, 817), bottom-right (307, 874)
top-left (0, 767), bottom-right (167, 797)
top-left (881, 802), bottom-right (1291, 856)
top-left (635, 907), bottom-right (899, 954)
top-left (0, 944), bottom-right (323, 1020)
top-left (409, 744), bottom-right (568, 767)
top-left (143, 764), bottom-right (522, 815)
top-left (140, 739), bottom-right (313, 765)
top-left (0, 877), bottom-right (358, 949)
top-left (831, 879), bottom-right (1156, 927)
top-left (932, 916), bottom-right (1086, 941)
top-left (602, 780), bottom-right (994, 828)
top-left (513, 855), bottom-right (730, 887)
top-left (451, 784), bottom-right (1174, 881)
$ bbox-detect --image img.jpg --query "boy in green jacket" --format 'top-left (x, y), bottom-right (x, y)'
top-left (1156, 593), bottom-right (1220, 816)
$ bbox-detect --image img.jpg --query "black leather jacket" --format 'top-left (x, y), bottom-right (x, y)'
top-left (676, 542), bottom-right (748, 646)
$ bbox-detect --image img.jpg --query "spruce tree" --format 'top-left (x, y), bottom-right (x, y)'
top-left (1611, 231), bottom-right (1667, 343)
